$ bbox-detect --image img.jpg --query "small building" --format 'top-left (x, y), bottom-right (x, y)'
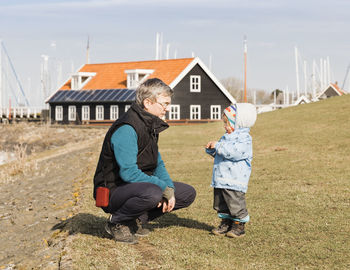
top-left (294, 95), bottom-right (311, 105)
top-left (47, 57), bottom-right (235, 125)
top-left (316, 83), bottom-right (347, 100)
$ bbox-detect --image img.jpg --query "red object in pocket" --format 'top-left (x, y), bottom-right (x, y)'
top-left (95, 187), bottom-right (110, 207)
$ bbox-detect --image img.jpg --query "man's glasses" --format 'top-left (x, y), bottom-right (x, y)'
top-left (155, 101), bottom-right (171, 109)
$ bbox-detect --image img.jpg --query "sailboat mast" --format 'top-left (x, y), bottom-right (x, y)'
top-left (243, 36), bottom-right (247, 103)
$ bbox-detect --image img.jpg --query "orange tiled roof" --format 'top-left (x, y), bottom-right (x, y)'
top-left (60, 58), bottom-right (194, 90)
top-left (330, 83), bottom-right (346, 95)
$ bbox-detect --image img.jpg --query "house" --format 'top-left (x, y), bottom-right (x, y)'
top-left (316, 83), bottom-right (347, 100)
top-left (293, 95), bottom-right (311, 105)
top-left (47, 57), bottom-right (236, 125)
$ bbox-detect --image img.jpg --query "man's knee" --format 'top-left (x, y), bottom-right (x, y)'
top-left (141, 184), bottom-right (163, 207)
top-left (185, 184), bottom-right (196, 206)
top-left (174, 182), bottom-right (196, 207)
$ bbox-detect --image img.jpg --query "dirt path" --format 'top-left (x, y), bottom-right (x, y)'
top-left (0, 137), bottom-right (102, 269)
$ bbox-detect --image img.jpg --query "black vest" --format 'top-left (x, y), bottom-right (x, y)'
top-left (93, 102), bottom-right (169, 199)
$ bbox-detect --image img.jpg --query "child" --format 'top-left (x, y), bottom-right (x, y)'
top-left (206, 103), bottom-right (257, 238)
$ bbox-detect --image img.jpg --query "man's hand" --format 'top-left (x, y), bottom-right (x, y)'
top-left (206, 141), bottom-right (217, 149)
top-left (157, 197), bottom-right (176, 213)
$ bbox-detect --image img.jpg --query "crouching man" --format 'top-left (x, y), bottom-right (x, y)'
top-left (93, 78), bottom-right (196, 244)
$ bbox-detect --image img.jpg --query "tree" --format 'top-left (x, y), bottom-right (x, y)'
top-left (221, 76), bottom-right (272, 104)
top-left (221, 77), bottom-right (243, 102)
top-left (270, 89), bottom-right (283, 99)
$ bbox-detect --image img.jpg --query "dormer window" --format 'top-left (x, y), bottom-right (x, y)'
top-left (125, 69), bottom-right (154, 89)
top-left (71, 72), bottom-right (96, 90)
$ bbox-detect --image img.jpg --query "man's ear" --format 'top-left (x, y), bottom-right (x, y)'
top-left (143, 98), bottom-right (152, 110)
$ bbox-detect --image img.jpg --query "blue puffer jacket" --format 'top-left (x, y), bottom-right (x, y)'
top-left (206, 128), bottom-right (253, 193)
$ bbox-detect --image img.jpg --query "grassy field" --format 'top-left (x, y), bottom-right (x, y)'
top-left (62, 95), bottom-right (350, 269)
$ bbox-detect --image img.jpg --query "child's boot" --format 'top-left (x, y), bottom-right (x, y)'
top-left (226, 221), bottom-right (245, 238)
top-left (211, 219), bottom-right (232, 236)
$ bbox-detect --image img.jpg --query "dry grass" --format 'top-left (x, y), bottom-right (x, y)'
top-left (0, 123), bottom-right (105, 183)
top-left (7, 96), bottom-right (349, 269)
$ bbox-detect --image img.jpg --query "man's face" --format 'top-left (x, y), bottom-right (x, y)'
top-left (143, 94), bottom-right (171, 119)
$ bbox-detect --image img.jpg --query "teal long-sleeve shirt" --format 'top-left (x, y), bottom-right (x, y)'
top-left (111, 124), bottom-right (174, 191)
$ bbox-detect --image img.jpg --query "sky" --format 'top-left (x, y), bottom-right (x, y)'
top-left (0, 0), bottom-right (350, 107)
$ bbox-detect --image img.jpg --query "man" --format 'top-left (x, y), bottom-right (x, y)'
top-left (93, 78), bottom-right (196, 244)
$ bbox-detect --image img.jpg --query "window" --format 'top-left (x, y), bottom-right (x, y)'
top-left (190, 75), bottom-right (201, 92)
top-left (68, 106), bottom-right (76, 121)
top-left (190, 105), bottom-right (201, 120)
top-left (125, 69), bottom-right (154, 89)
top-left (82, 106), bottom-right (90, 121)
top-left (125, 105), bottom-right (131, 112)
top-left (96, 105), bottom-right (104, 120)
top-left (71, 72), bottom-right (96, 90)
top-left (169, 105), bottom-right (180, 120)
top-left (210, 105), bottom-right (221, 120)
top-left (110, 105), bottom-right (119, 120)
top-left (55, 106), bottom-right (63, 121)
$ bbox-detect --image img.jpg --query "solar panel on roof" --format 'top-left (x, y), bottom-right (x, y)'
top-left (83, 90), bottom-right (95, 102)
top-left (110, 90), bottom-right (123, 101)
top-left (98, 90), bottom-right (112, 101)
top-left (50, 90), bottom-right (66, 102)
top-left (67, 90), bottom-right (81, 101)
top-left (105, 90), bottom-right (117, 100)
top-left (124, 90), bottom-right (136, 101)
top-left (93, 90), bottom-right (106, 101)
top-left (74, 90), bottom-right (86, 102)
top-left (47, 89), bottom-right (136, 103)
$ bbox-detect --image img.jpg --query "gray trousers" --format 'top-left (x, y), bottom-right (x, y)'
top-left (213, 188), bottom-right (248, 219)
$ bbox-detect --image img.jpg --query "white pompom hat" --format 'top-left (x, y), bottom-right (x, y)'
top-left (224, 103), bottom-right (257, 129)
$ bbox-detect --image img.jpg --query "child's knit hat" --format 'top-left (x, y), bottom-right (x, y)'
top-left (224, 103), bottom-right (257, 129)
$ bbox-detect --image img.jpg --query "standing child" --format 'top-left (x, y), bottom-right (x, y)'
top-left (206, 103), bottom-right (257, 238)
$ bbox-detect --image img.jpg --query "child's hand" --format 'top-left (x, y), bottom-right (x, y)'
top-left (206, 141), bottom-right (217, 149)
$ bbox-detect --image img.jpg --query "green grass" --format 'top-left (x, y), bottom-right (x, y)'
top-left (63, 95), bottom-right (350, 269)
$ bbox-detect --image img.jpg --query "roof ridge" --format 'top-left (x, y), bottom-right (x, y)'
top-left (85, 57), bottom-right (195, 66)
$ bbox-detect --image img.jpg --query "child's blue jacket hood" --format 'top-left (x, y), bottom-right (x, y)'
top-left (206, 128), bottom-right (252, 193)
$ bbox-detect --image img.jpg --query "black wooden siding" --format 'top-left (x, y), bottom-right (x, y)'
top-left (50, 103), bottom-right (131, 124)
top-left (171, 64), bottom-right (231, 119)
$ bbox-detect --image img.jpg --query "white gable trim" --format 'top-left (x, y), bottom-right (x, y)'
top-left (316, 83), bottom-right (343, 99)
top-left (294, 95), bottom-right (310, 105)
top-left (169, 57), bottom-right (236, 104)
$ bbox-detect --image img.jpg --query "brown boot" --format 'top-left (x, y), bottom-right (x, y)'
top-left (226, 221), bottom-right (245, 238)
top-left (211, 219), bottom-right (232, 236)
top-left (105, 221), bottom-right (138, 244)
top-left (132, 218), bottom-right (150, 237)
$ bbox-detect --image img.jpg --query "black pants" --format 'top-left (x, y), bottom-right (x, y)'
top-left (107, 182), bottom-right (196, 224)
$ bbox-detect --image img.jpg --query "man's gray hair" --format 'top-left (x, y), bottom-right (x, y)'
top-left (136, 78), bottom-right (174, 107)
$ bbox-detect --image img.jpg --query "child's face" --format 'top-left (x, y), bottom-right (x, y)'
top-left (223, 115), bottom-right (234, 134)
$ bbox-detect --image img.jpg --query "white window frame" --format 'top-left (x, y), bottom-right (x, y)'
top-left (82, 105), bottom-right (90, 121)
top-left (68, 105), bottom-right (76, 121)
top-left (71, 72), bottom-right (96, 90)
top-left (96, 105), bottom-right (104, 120)
top-left (110, 105), bottom-right (119, 120)
top-left (125, 105), bottom-right (131, 112)
top-left (169, 105), bottom-right (180, 120)
top-left (190, 105), bottom-right (201, 120)
top-left (55, 106), bottom-right (63, 121)
top-left (190, 75), bottom-right (201, 92)
top-left (210, 105), bottom-right (221, 120)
